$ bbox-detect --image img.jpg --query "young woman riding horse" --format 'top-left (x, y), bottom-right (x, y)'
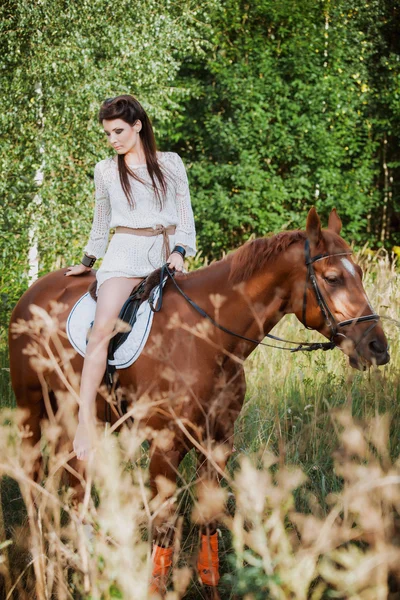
top-left (9, 200), bottom-right (389, 593)
top-left (63, 95), bottom-right (196, 462)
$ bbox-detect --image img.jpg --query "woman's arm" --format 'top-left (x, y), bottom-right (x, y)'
top-left (173, 153), bottom-right (196, 256)
top-left (83, 161), bottom-right (112, 259)
top-left (65, 162), bottom-right (112, 277)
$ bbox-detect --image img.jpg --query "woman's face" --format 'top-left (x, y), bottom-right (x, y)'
top-left (102, 118), bottom-right (142, 154)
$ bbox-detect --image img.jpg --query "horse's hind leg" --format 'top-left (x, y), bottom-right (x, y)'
top-left (9, 323), bottom-right (46, 484)
top-left (14, 385), bottom-right (45, 485)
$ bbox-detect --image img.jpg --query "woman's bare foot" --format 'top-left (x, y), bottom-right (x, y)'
top-left (73, 419), bottom-right (97, 461)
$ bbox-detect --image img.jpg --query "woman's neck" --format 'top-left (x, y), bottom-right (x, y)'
top-left (123, 143), bottom-right (146, 167)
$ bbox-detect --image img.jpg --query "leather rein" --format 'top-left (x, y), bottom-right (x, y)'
top-left (149, 238), bottom-right (380, 353)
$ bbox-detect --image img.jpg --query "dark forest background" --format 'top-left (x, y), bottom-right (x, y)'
top-left (1, 0), bottom-right (399, 333)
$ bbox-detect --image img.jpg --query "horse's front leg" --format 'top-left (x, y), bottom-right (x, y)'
top-left (193, 364), bottom-right (244, 595)
top-left (194, 443), bottom-right (231, 597)
top-left (149, 442), bottom-right (184, 595)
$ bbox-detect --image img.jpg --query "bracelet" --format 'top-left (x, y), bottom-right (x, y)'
top-left (172, 245), bottom-right (186, 259)
top-left (81, 253), bottom-right (96, 268)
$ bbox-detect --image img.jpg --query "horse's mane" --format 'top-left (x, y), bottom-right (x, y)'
top-left (228, 230), bottom-right (307, 284)
top-left (138, 231), bottom-right (308, 302)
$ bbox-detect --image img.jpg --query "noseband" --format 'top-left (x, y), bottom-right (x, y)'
top-left (150, 239), bottom-right (380, 354)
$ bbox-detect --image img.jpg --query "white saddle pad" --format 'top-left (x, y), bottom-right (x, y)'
top-left (66, 290), bottom-right (160, 369)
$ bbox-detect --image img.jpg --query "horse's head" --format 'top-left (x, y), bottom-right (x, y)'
top-left (291, 208), bottom-right (389, 370)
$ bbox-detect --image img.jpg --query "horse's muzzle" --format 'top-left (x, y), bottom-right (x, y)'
top-left (337, 323), bottom-right (390, 370)
top-left (347, 338), bottom-right (390, 370)
top-left (368, 339), bottom-right (390, 365)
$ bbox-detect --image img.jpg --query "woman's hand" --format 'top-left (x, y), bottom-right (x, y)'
top-left (65, 263), bottom-right (92, 277)
top-left (167, 252), bottom-right (184, 272)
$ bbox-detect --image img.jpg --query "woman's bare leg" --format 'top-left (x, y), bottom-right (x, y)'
top-left (73, 276), bottom-right (143, 460)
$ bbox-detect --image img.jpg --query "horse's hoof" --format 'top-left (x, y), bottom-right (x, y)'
top-left (149, 575), bottom-right (168, 598)
top-left (203, 586), bottom-right (220, 600)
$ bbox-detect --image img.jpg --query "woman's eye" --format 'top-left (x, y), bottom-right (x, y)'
top-left (105, 129), bottom-right (123, 136)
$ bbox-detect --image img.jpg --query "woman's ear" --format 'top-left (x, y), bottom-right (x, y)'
top-left (135, 120), bottom-right (142, 133)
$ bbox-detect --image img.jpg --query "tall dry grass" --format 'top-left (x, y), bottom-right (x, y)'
top-left (0, 250), bottom-right (398, 599)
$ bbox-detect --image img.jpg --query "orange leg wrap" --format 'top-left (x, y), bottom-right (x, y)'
top-left (197, 532), bottom-right (220, 587)
top-left (150, 544), bottom-right (173, 593)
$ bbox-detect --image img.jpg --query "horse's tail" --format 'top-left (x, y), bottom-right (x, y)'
top-left (9, 305), bottom-right (45, 481)
top-left (8, 273), bottom-right (63, 480)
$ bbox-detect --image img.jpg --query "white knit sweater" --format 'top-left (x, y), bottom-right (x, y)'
top-left (84, 151), bottom-right (196, 259)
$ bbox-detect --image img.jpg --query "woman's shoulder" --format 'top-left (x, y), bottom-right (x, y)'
top-left (94, 157), bottom-right (117, 182)
top-left (158, 151), bottom-right (183, 162)
top-left (95, 157), bottom-right (116, 171)
top-left (93, 158), bottom-right (117, 190)
top-left (95, 153), bottom-right (181, 167)
top-left (94, 153), bottom-right (185, 175)
top-left (158, 151), bottom-right (186, 173)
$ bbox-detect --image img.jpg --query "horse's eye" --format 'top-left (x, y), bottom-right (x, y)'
top-left (324, 274), bottom-right (339, 284)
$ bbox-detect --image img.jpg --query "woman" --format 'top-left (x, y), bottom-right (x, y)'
top-left (65, 95), bottom-right (196, 460)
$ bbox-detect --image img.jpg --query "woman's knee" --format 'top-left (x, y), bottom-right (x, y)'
top-left (88, 321), bottom-right (115, 344)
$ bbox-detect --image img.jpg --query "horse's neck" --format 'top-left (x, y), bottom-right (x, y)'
top-left (186, 255), bottom-right (292, 357)
top-left (232, 267), bottom-right (292, 355)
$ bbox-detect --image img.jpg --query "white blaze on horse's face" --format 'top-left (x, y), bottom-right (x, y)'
top-left (324, 257), bottom-right (370, 320)
top-left (341, 258), bottom-right (356, 277)
top-left (341, 257), bottom-right (375, 312)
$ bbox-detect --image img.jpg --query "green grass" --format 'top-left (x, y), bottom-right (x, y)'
top-left (0, 344), bottom-right (14, 410)
top-left (236, 310), bottom-right (400, 506)
top-left (0, 253), bottom-right (398, 598)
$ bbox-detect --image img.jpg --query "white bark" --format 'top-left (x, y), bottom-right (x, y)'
top-left (28, 82), bottom-right (44, 286)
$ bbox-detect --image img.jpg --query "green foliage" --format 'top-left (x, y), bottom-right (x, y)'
top-left (1, 0), bottom-right (399, 332)
top-left (0, 0), bottom-right (215, 331)
top-left (223, 552), bottom-right (281, 599)
top-left (167, 0), bottom-right (400, 257)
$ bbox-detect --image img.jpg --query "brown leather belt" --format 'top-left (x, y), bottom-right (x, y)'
top-left (115, 224), bottom-right (176, 261)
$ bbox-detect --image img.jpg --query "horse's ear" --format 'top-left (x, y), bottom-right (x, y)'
top-left (306, 207), bottom-right (322, 245)
top-left (328, 208), bottom-right (342, 234)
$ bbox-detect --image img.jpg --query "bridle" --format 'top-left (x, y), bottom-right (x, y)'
top-left (150, 239), bottom-right (381, 354)
top-left (302, 238), bottom-right (380, 347)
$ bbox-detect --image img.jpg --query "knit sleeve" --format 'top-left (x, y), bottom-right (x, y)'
top-left (173, 153), bottom-right (197, 257)
top-left (83, 162), bottom-right (112, 259)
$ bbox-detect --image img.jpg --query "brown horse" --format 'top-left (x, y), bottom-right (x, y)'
top-left (8, 208), bottom-right (389, 594)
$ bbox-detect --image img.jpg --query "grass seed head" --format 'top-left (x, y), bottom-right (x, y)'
top-left (191, 479), bottom-right (227, 524)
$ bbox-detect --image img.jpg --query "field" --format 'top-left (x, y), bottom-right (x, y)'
top-left (0, 250), bottom-right (399, 600)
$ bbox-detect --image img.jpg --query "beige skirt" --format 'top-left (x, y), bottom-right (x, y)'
top-left (95, 232), bottom-right (177, 296)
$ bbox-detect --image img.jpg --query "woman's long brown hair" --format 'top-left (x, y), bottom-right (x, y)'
top-left (98, 95), bottom-right (167, 209)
